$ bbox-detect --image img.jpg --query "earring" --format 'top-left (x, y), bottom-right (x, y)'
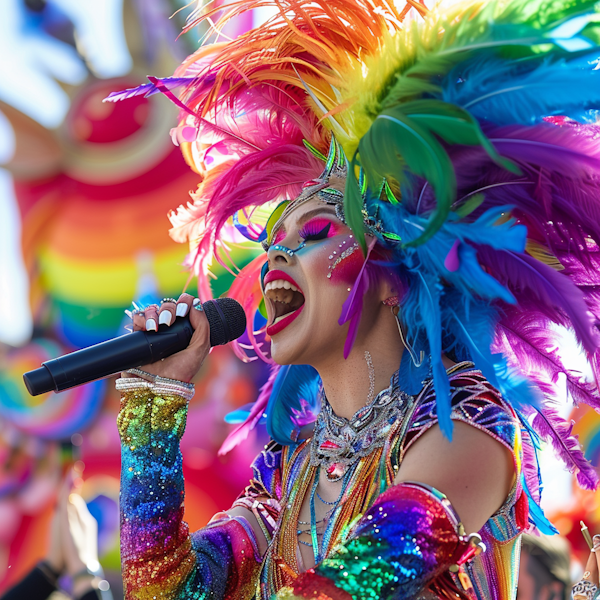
top-left (383, 298), bottom-right (425, 368)
top-left (364, 351), bottom-right (375, 404)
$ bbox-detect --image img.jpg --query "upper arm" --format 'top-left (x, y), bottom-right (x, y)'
top-left (395, 420), bottom-right (515, 533)
top-left (227, 506), bottom-right (269, 556)
top-left (226, 440), bottom-right (284, 558)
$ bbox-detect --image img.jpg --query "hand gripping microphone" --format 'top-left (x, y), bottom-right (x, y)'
top-left (23, 298), bottom-right (246, 396)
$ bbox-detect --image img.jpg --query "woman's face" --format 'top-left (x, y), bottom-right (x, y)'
top-left (262, 196), bottom-right (383, 366)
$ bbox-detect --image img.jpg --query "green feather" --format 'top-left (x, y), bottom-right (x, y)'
top-left (361, 111), bottom-right (456, 247)
top-left (454, 193), bottom-right (485, 219)
top-left (344, 160), bottom-right (368, 254)
top-left (258, 298), bottom-right (268, 319)
top-left (384, 180), bottom-right (399, 205)
top-left (302, 139), bottom-right (327, 161)
top-left (265, 200), bottom-right (289, 243)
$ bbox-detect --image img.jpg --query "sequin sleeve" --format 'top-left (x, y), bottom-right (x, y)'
top-left (117, 379), bottom-right (262, 600)
top-left (277, 482), bottom-right (473, 600)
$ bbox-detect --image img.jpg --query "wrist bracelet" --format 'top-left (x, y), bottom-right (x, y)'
top-left (117, 371), bottom-right (195, 401)
top-left (37, 560), bottom-right (61, 585)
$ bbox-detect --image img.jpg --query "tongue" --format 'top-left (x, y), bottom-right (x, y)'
top-left (274, 301), bottom-right (297, 319)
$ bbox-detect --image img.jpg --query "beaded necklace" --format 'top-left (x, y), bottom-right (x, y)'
top-left (309, 369), bottom-right (411, 482)
top-left (260, 371), bottom-right (418, 596)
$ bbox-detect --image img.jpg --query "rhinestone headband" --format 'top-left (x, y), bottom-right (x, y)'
top-left (262, 137), bottom-right (403, 251)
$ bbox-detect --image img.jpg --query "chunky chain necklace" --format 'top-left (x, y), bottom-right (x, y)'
top-left (309, 370), bottom-right (411, 482)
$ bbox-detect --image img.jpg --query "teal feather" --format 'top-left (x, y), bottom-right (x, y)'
top-left (266, 365), bottom-right (321, 445)
top-left (444, 56), bottom-right (600, 126)
top-left (521, 474), bottom-right (559, 534)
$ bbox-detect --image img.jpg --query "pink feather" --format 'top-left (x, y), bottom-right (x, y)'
top-left (218, 365), bottom-right (280, 455)
top-left (520, 427), bottom-right (542, 503)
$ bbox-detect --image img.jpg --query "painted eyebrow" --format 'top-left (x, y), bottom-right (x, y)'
top-left (272, 206), bottom-right (339, 240)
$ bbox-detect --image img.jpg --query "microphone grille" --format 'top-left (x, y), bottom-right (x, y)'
top-left (203, 298), bottom-right (247, 346)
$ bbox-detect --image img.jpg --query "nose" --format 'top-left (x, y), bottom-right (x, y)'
top-left (267, 245), bottom-right (295, 266)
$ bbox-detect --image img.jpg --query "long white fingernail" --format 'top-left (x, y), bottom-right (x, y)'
top-left (146, 318), bottom-right (157, 331)
top-left (176, 303), bottom-right (189, 317)
top-left (192, 298), bottom-right (200, 306)
top-left (159, 311), bottom-right (172, 326)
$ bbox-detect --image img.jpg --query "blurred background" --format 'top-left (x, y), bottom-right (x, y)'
top-left (0, 0), bottom-right (599, 598)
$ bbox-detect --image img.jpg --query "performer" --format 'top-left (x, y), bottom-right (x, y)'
top-left (106, 0), bottom-right (600, 598)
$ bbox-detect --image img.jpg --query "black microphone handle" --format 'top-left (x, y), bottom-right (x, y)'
top-left (24, 316), bottom-right (195, 396)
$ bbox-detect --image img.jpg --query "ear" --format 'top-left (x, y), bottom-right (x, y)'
top-left (379, 272), bottom-right (402, 304)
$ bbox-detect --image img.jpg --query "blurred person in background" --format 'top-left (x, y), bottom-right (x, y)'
top-left (518, 534), bottom-right (571, 600)
top-left (571, 534), bottom-right (600, 600)
top-left (0, 472), bottom-right (112, 600)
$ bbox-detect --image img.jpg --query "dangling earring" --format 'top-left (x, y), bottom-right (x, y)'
top-left (383, 297), bottom-right (424, 368)
top-left (364, 351), bottom-right (375, 404)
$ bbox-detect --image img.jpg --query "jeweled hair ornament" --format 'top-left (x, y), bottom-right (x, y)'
top-left (107, 0), bottom-right (600, 519)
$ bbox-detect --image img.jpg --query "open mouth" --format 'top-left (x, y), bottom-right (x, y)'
top-left (264, 270), bottom-right (305, 336)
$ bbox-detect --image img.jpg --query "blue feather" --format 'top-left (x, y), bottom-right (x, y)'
top-left (443, 55), bottom-right (600, 126)
top-left (521, 474), bottom-right (559, 535)
top-left (453, 243), bottom-right (516, 304)
top-left (414, 271), bottom-right (453, 438)
top-left (450, 206), bottom-right (527, 253)
top-left (398, 330), bottom-right (430, 395)
top-left (266, 365), bottom-right (321, 445)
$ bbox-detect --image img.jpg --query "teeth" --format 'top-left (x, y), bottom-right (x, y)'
top-left (273, 308), bottom-right (301, 324)
top-left (265, 279), bottom-right (299, 293)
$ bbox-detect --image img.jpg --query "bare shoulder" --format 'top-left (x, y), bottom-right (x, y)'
top-left (395, 420), bottom-right (515, 533)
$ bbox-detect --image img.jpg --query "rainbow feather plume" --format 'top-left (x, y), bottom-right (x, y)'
top-left (107, 0), bottom-right (600, 497)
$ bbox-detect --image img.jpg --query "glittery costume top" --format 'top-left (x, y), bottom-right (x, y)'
top-left (117, 363), bottom-right (528, 600)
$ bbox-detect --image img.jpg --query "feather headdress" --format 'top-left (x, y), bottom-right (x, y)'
top-left (106, 0), bottom-right (600, 504)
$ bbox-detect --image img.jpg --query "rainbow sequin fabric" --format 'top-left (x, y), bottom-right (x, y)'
top-left (118, 389), bottom-right (261, 599)
top-left (118, 364), bottom-right (526, 600)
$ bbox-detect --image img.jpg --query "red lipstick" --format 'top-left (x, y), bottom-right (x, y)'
top-left (266, 304), bottom-right (305, 337)
top-left (263, 270), bottom-right (303, 291)
top-left (264, 270), bottom-right (305, 336)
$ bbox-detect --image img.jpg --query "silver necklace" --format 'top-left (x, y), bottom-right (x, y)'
top-left (309, 369), bottom-right (411, 482)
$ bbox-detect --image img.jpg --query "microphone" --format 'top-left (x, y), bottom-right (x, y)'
top-left (23, 298), bottom-right (246, 396)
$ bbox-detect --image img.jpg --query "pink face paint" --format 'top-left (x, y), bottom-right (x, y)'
top-left (271, 228), bottom-right (287, 246)
top-left (327, 239), bottom-right (363, 283)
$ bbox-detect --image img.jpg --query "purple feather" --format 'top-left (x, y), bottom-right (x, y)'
top-left (477, 247), bottom-right (599, 355)
top-left (218, 364), bottom-right (280, 455)
top-left (495, 310), bottom-right (600, 410)
top-left (338, 237), bottom-right (376, 359)
top-left (531, 405), bottom-right (599, 490)
top-left (103, 77), bottom-right (194, 103)
top-left (489, 123), bottom-right (600, 178)
top-left (450, 123), bottom-right (600, 252)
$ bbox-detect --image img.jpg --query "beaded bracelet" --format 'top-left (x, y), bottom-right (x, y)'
top-left (37, 560), bottom-right (61, 586)
top-left (116, 369), bottom-right (195, 401)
